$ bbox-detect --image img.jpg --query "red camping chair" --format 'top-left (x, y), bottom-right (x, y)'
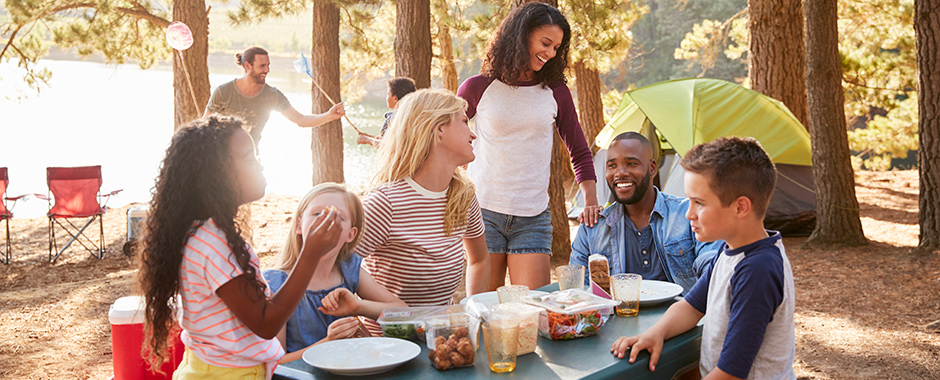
top-left (37, 166), bottom-right (122, 263)
top-left (1, 168), bottom-right (29, 264)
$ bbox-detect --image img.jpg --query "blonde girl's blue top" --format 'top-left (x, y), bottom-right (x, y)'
top-left (262, 254), bottom-right (362, 353)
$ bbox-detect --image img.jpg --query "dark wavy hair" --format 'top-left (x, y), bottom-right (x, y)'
top-left (481, 2), bottom-right (571, 88)
top-left (137, 115), bottom-right (265, 369)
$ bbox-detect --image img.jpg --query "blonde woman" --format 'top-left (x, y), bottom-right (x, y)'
top-left (356, 89), bottom-right (490, 334)
top-left (263, 183), bottom-right (404, 363)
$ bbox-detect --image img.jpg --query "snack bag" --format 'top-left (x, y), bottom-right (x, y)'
top-left (589, 254), bottom-right (611, 294)
top-left (523, 289), bottom-right (619, 340)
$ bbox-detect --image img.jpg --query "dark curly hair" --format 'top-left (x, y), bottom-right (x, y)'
top-left (481, 2), bottom-right (571, 88)
top-left (137, 115), bottom-right (266, 369)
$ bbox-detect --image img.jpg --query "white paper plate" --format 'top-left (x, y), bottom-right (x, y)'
top-left (302, 337), bottom-right (420, 376)
top-left (459, 290), bottom-right (550, 308)
top-left (640, 280), bottom-right (684, 306)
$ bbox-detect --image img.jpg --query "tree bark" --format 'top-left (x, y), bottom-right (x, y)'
top-left (172, 0), bottom-right (210, 130)
top-left (573, 61), bottom-right (605, 150)
top-left (396, 0), bottom-right (432, 89)
top-left (803, 0), bottom-right (867, 248)
top-left (915, 0), bottom-right (940, 251)
top-left (436, 20), bottom-right (458, 93)
top-left (309, 0), bottom-right (344, 186)
top-left (749, 0), bottom-right (808, 127)
top-left (513, 0), bottom-right (567, 267)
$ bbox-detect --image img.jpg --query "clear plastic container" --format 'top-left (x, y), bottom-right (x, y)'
top-left (489, 303), bottom-right (541, 355)
top-left (523, 289), bottom-right (620, 340)
top-left (425, 307), bottom-right (480, 370)
top-left (376, 306), bottom-right (444, 341)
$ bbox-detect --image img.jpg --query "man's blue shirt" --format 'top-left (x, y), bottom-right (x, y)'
top-left (569, 189), bottom-right (722, 294)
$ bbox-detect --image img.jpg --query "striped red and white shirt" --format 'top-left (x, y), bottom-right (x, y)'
top-left (178, 219), bottom-right (284, 372)
top-left (357, 178), bottom-right (485, 332)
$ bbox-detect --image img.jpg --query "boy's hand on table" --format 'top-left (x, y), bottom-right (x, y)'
top-left (611, 331), bottom-right (665, 372)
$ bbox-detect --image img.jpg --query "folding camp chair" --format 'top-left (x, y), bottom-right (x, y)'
top-left (37, 166), bottom-right (122, 263)
top-left (1, 167), bottom-right (29, 264)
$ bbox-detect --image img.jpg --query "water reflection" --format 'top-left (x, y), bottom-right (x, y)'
top-left (0, 59), bottom-right (385, 218)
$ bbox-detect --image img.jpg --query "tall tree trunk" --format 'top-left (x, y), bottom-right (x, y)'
top-left (437, 21), bottom-right (458, 92)
top-left (172, 0), bottom-right (210, 130)
top-left (396, 0), bottom-right (432, 89)
top-left (803, 0), bottom-right (867, 248)
top-left (310, 0), bottom-right (344, 185)
top-left (749, 0), bottom-right (808, 127)
top-left (573, 61), bottom-right (605, 149)
top-left (513, 0), bottom-right (566, 268)
top-left (915, 0), bottom-right (940, 251)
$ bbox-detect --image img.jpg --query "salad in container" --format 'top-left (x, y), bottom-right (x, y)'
top-left (522, 289), bottom-right (619, 340)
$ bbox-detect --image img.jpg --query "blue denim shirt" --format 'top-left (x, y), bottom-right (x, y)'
top-left (570, 189), bottom-right (723, 294)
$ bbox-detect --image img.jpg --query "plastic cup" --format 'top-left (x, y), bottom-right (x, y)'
top-left (497, 285), bottom-right (529, 304)
top-left (556, 265), bottom-right (585, 291)
top-left (610, 273), bottom-right (642, 317)
top-left (483, 320), bottom-right (520, 373)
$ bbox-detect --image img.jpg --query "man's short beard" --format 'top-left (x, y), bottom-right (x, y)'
top-left (610, 169), bottom-right (652, 205)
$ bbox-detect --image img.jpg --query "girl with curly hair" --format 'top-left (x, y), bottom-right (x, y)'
top-left (457, 2), bottom-right (600, 291)
top-left (263, 183), bottom-right (405, 363)
top-left (356, 89), bottom-right (490, 335)
top-left (137, 115), bottom-right (341, 379)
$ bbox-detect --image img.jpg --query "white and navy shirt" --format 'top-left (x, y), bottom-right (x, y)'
top-left (685, 231), bottom-right (796, 379)
top-left (457, 75), bottom-right (595, 217)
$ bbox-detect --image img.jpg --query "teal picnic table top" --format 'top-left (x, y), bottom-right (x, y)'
top-left (274, 283), bottom-right (701, 380)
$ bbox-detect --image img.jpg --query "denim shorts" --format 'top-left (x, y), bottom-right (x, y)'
top-left (481, 208), bottom-right (553, 255)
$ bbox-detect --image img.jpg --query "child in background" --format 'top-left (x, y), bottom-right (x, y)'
top-left (610, 136), bottom-right (796, 379)
top-left (137, 115), bottom-right (342, 379)
top-left (263, 183), bottom-right (406, 363)
top-left (357, 77), bottom-right (417, 148)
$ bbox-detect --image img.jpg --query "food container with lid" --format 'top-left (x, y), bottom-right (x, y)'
top-left (523, 289), bottom-right (620, 340)
top-left (425, 306), bottom-right (480, 370)
top-left (376, 306), bottom-right (444, 341)
top-left (489, 303), bottom-right (541, 355)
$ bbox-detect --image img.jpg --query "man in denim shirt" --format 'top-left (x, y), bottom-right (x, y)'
top-left (570, 132), bottom-right (721, 293)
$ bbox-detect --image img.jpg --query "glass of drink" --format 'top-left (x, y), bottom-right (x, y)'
top-left (610, 273), bottom-right (642, 317)
top-left (482, 320), bottom-right (520, 372)
top-left (556, 264), bottom-right (585, 291)
top-left (497, 285), bottom-right (529, 304)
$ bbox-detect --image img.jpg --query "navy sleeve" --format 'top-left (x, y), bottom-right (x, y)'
top-left (456, 75), bottom-right (494, 119)
top-left (717, 248), bottom-right (786, 378)
top-left (683, 253), bottom-right (717, 314)
top-left (551, 83), bottom-right (596, 184)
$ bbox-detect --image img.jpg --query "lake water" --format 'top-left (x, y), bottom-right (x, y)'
top-left (0, 59), bottom-right (386, 218)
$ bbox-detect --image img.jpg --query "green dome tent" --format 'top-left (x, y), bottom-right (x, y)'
top-left (581, 78), bottom-right (816, 235)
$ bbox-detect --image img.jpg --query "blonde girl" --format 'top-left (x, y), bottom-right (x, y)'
top-left (356, 89), bottom-right (490, 335)
top-left (263, 183), bottom-right (405, 363)
top-left (138, 116), bottom-right (342, 379)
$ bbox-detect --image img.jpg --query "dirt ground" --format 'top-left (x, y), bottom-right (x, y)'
top-left (0, 170), bottom-right (937, 379)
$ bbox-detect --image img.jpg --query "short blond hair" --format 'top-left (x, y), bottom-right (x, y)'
top-left (270, 183), bottom-right (364, 271)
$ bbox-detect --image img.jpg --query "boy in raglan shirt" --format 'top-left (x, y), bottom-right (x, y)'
top-left (611, 136), bottom-right (796, 380)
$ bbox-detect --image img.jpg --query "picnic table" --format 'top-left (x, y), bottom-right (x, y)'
top-left (273, 283), bottom-right (702, 379)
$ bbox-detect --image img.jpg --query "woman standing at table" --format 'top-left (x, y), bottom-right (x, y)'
top-left (355, 89), bottom-right (490, 335)
top-left (457, 2), bottom-right (599, 290)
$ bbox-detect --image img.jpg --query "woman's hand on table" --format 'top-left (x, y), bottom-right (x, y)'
top-left (611, 332), bottom-right (665, 372)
